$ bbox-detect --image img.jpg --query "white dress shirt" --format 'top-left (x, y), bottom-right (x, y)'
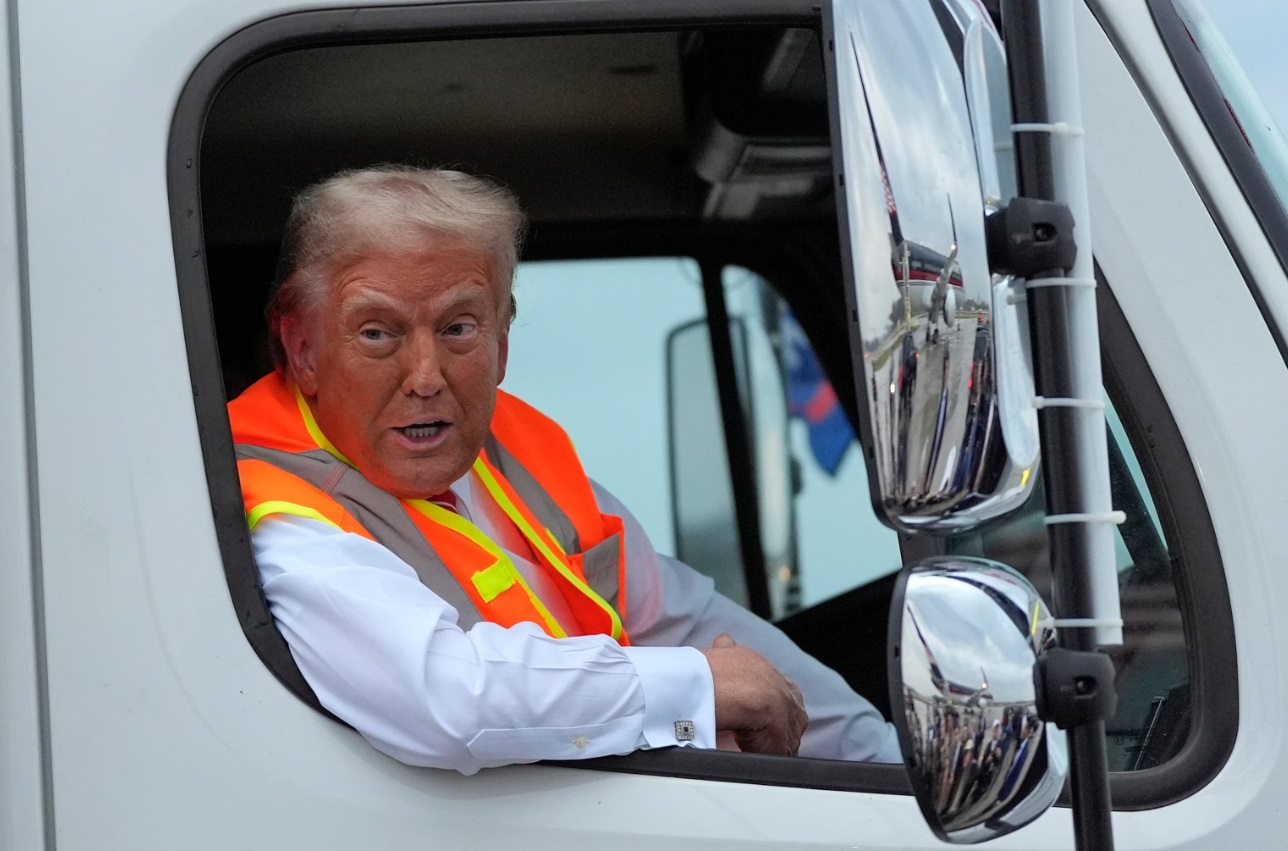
top-left (252, 473), bottom-right (901, 774)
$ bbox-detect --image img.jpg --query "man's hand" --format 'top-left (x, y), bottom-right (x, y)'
top-left (700, 633), bottom-right (808, 756)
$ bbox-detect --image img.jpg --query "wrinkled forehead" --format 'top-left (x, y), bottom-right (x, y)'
top-left (314, 236), bottom-right (504, 320)
top-left (323, 233), bottom-right (508, 303)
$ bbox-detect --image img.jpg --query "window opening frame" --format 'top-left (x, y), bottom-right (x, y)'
top-left (171, 0), bottom-right (915, 795)
top-left (168, 0), bottom-right (1233, 804)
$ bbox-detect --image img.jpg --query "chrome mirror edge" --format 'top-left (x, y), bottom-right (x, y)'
top-left (888, 556), bottom-right (1068, 844)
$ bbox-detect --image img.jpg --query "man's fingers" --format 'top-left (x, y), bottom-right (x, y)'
top-left (787, 678), bottom-right (804, 705)
top-left (716, 730), bottom-right (742, 751)
top-left (734, 718), bottom-right (803, 756)
top-left (702, 643), bottom-right (808, 756)
top-left (784, 678), bottom-right (807, 752)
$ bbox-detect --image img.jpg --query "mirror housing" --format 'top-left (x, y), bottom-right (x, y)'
top-left (888, 557), bottom-right (1067, 843)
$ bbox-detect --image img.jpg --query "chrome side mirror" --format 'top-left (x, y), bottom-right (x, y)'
top-left (830, 0), bottom-right (1038, 532)
top-left (888, 558), bottom-right (1067, 843)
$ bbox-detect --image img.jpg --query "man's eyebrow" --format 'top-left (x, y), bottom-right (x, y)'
top-left (437, 284), bottom-right (492, 311)
top-left (337, 283), bottom-right (494, 316)
top-left (337, 289), bottom-right (400, 315)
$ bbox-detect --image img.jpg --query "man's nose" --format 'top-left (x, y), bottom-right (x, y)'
top-left (401, 335), bottom-right (446, 397)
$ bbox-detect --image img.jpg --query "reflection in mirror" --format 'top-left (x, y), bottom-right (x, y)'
top-left (890, 557), bottom-right (1067, 844)
top-left (961, 10), bottom-right (1040, 478)
top-left (832, 0), bottom-right (1037, 531)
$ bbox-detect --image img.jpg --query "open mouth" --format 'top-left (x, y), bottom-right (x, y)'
top-left (400, 422), bottom-right (448, 439)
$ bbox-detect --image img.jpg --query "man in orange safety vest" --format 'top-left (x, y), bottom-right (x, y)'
top-left (228, 166), bottom-right (900, 774)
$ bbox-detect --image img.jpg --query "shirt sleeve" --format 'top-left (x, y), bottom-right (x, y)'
top-left (594, 481), bottom-right (903, 764)
top-left (252, 513), bottom-right (716, 775)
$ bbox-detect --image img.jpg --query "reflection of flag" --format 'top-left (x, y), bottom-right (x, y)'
top-left (781, 306), bottom-right (855, 476)
top-left (911, 611), bottom-right (946, 693)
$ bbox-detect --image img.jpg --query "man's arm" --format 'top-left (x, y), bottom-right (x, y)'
top-left (597, 482), bottom-right (903, 763)
top-left (253, 513), bottom-right (719, 774)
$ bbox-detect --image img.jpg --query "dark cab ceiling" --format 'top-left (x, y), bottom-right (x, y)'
top-left (200, 26), bottom-right (832, 248)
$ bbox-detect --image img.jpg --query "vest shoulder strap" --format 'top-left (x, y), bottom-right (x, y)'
top-left (229, 373), bottom-right (319, 453)
top-left (490, 390), bottom-right (605, 549)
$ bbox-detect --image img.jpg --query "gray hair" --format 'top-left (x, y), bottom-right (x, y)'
top-left (266, 166), bottom-right (526, 370)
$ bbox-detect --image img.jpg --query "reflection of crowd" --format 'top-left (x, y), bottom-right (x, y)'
top-left (907, 697), bottom-right (1043, 829)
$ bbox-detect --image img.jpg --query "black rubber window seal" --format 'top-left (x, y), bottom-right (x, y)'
top-left (1084, 265), bottom-right (1238, 810)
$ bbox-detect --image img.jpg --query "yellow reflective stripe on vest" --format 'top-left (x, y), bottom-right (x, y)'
top-left (246, 500), bottom-right (343, 532)
top-left (472, 458), bottom-right (624, 641)
top-left (546, 531), bottom-right (567, 557)
top-left (405, 498), bottom-right (569, 639)
top-left (293, 385), bottom-right (356, 467)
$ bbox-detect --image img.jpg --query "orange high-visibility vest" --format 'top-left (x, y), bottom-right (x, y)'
top-left (228, 373), bottom-right (630, 644)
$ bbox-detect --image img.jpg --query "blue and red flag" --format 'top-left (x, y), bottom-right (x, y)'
top-left (781, 306), bottom-right (855, 476)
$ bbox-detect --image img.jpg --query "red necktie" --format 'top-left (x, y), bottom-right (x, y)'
top-left (429, 490), bottom-right (458, 513)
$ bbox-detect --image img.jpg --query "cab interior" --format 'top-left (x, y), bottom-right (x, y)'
top-left (203, 26), bottom-right (847, 400)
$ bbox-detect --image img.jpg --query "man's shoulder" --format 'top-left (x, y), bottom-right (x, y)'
top-left (490, 389), bottom-right (588, 479)
top-left (493, 389), bottom-right (569, 438)
top-left (227, 372), bottom-right (316, 453)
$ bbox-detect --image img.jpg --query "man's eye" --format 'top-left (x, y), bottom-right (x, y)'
top-left (360, 328), bottom-right (390, 341)
top-left (444, 323), bottom-right (476, 337)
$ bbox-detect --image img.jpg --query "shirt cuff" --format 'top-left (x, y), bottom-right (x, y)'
top-left (623, 645), bottom-right (717, 751)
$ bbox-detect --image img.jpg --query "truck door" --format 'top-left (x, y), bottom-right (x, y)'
top-left (5, 0), bottom-right (1270, 847)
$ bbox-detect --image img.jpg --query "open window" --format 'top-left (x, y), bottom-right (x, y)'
top-left (169, 0), bottom-right (1233, 804)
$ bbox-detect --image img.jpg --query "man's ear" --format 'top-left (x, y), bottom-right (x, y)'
top-left (497, 289), bottom-right (514, 385)
top-left (496, 320), bottom-right (510, 386)
top-left (280, 315), bottom-right (319, 395)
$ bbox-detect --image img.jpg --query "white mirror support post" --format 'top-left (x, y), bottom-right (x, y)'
top-left (998, 0), bottom-right (1121, 847)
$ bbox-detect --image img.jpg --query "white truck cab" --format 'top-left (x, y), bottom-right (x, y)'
top-left (3, 0), bottom-right (1287, 848)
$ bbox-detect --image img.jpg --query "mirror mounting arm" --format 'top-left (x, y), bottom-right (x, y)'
top-left (985, 198), bottom-right (1078, 278)
top-left (1034, 647), bottom-right (1118, 731)
top-left (1001, 0), bottom-right (1117, 845)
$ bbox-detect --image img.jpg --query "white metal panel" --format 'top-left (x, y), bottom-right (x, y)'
top-left (1075, 2), bottom-right (1288, 847)
top-left (1042, 0), bottom-right (1122, 647)
top-left (0, 2), bottom-right (48, 849)
top-left (1091, 0), bottom-right (1288, 340)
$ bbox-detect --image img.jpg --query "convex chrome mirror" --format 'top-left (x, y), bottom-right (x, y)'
top-left (830, 0), bottom-right (1038, 531)
top-left (889, 558), bottom-right (1067, 844)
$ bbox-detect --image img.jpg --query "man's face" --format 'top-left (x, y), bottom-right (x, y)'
top-left (286, 238), bottom-right (509, 499)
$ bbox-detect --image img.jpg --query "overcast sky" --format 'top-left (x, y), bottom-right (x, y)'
top-left (1203, 0), bottom-right (1288, 138)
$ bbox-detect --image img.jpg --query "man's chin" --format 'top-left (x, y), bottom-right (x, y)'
top-left (370, 462), bottom-right (471, 501)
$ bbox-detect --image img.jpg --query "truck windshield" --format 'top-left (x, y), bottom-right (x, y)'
top-left (1175, 0), bottom-right (1288, 215)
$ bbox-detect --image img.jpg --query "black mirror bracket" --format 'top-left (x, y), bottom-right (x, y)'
top-left (984, 197), bottom-right (1078, 279)
top-left (1034, 646), bottom-right (1119, 731)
